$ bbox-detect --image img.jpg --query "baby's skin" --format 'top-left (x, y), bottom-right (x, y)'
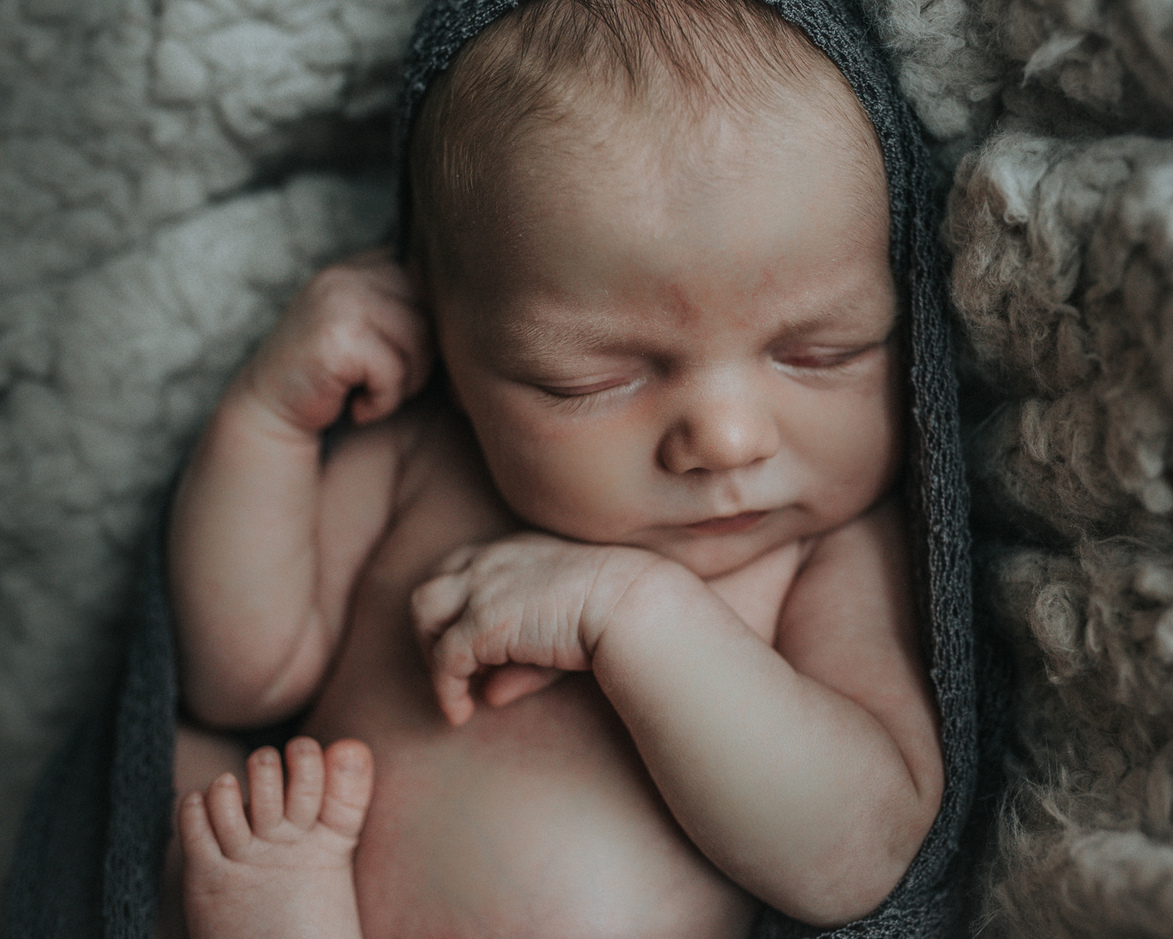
top-left (162, 63), bottom-right (944, 939)
top-left (174, 395), bottom-right (766, 939)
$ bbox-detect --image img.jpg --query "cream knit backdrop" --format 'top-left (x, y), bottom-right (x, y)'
top-left (2, 1), bottom-right (1171, 934)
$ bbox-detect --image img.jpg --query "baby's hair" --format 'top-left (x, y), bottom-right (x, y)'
top-left (409, 0), bottom-right (881, 279)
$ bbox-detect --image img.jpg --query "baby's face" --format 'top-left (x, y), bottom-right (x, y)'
top-left (431, 82), bottom-right (902, 579)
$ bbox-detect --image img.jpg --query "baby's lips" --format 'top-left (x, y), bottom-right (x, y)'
top-left (684, 511), bottom-right (769, 535)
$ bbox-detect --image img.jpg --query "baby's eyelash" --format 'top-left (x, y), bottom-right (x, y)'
top-left (541, 390), bottom-right (595, 413)
top-left (534, 378), bottom-right (637, 411)
top-left (771, 342), bottom-right (881, 374)
top-left (776, 353), bottom-right (852, 370)
top-left (538, 382), bottom-right (613, 397)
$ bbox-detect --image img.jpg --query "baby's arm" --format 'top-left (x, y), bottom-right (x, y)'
top-left (592, 502), bottom-right (942, 925)
top-left (170, 250), bottom-right (431, 728)
top-left (413, 500), bottom-right (942, 927)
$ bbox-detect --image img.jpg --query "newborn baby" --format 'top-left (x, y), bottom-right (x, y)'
top-left (158, 1), bottom-right (944, 936)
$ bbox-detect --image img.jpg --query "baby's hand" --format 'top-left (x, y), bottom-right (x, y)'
top-left (242, 248), bottom-right (432, 433)
top-left (411, 533), bottom-right (662, 726)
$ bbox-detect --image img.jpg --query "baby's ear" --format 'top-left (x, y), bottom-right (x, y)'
top-left (405, 255), bottom-right (432, 311)
top-left (405, 254), bottom-right (466, 414)
top-left (433, 349), bottom-right (465, 418)
top-left (445, 369), bottom-right (467, 415)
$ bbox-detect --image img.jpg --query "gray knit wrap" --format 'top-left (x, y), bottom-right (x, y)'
top-left (393, 2), bottom-right (998, 938)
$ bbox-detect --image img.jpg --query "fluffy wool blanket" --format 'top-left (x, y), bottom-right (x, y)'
top-left (1, 0), bottom-right (1171, 935)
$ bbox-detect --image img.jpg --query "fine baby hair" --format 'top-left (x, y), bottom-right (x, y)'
top-left (405, 0), bottom-right (880, 273)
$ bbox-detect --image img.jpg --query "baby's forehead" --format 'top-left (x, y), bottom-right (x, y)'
top-left (517, 67), bottom-right (885, 196)
top-left (409, 0), bottom-right (891, 265)
top-left (438, 78), bottom-right (891, 285)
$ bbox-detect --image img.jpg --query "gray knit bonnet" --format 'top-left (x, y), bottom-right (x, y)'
top-left (392, 3), bottom-right (991, 937)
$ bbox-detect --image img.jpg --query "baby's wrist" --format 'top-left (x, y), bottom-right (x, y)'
top-left (219, 368), bottom-right (327, 447)
top-left (585, 551), bottom-right (701, 657)
top-left (241, 346), bottom-right (356, 434)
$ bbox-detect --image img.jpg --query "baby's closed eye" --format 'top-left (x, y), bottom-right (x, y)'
top-left (768, 340), bottom-right (887, 375)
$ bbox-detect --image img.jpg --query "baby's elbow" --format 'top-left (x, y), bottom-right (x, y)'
top-left (772, 846), bottom-right (916, 927)
top-left (180, 656), bottom-right (313, 730)
top-left (778, 849), bottom-right (912, 928)
top-left (771, 772), bottom-right (945, 928)
top-left (181, 673), bottom-right (269, 729)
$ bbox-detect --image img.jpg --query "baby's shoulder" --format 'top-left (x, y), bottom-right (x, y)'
top-left (316, 394), bottom-right (473, 525)
top-left (802, 495), bottom-right (908, 572)
top-left (328, 391), bottom-right (470, 478)
top-left (334, 393), bottom-right (513, 545)
top-left (778, 495), bottom-right (914, 656)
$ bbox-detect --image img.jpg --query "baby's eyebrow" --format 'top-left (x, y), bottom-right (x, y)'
top-left (481, 276), bottom-right (899, 366)
top-left (774, 309), bottom-right (892, 342)
top-left (482, 314), bottom-right (621, 370)
top-left (493, 301), bottom-right (632, 346)
top-left (743, 289), bottom-right (897, 344)
top-left (763, 305), bottom-right (849, 337)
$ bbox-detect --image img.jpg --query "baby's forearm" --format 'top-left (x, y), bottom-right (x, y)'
top-left (591, 566), bottom-right (937, 926)
top-left (170, 379), bottom-right (336, 727)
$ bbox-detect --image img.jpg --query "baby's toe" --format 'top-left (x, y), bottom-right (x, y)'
top-left (318, 739), bottom-right (374, 840)
top-left (244, 746), bottom-right (285, 836)
top-left (178, 791), bottom-right (224, 866)
top-left (203, 773), bottom-right (253, 859)
top-left (283, 737), bottom-right (325, 830)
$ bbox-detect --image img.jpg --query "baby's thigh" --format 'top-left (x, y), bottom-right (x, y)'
top-left (156, 723), bottom-right (250, 939)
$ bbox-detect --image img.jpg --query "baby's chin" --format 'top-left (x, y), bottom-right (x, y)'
top-left (527, 510), bottom-right (802, 580)
top-left (653, 540), bottom-right (781, 581)
top-left (627, 510), bottom-right (811, 581)
top-left (604, 526), bottom-right (787, 582)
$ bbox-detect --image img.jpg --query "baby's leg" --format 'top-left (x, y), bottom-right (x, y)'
top-left (179, 736), bottom-right (373, 939)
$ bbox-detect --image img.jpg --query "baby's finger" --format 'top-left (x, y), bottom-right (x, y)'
top-left (483, 665), bottom-right (564, 709)
top-left (372, 308), bottom-right (433, 400)
top-left (435, 675), bottom-right (476, 727)
top-left (348, 352), bottom-right (411, 424)
top-left (410, 573), bottom-right (469, 649)
top-left (430, 628), bottom-right (485, 726)
top-left (435, 545), bottom-right (476, 576)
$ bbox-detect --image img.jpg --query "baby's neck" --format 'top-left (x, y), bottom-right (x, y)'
top-left (703, 540), bottom-right (808, 646)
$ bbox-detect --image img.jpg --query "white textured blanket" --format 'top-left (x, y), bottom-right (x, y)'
top-left (2, 1), bottom-right (1171, 935)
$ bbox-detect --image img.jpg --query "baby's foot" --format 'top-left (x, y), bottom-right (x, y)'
top-left (179, 736), bottom-right (373, 939)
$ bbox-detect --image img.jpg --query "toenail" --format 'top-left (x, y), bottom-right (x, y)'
top-left (287, 737), bottom-right (316, 755)
top-left (335, 750), bottom-right (365, 773)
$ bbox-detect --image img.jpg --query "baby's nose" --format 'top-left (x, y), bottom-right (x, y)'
top-left (658, 379), bottom-right (780, 475)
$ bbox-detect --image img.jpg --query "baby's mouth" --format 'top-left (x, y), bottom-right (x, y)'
top-left (685, 511), bottom-right (769, 535)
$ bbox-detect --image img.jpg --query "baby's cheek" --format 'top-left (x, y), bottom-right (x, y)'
top-left (826, 397), bottom-right (902, 498)
top-left (494, 432), bottom-right (648, 538)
